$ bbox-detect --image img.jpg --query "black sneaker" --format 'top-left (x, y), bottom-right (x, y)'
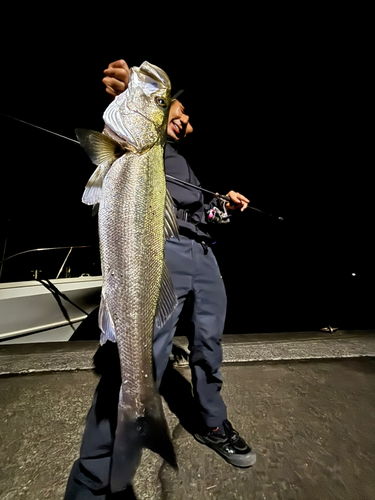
top-left (194, 419), bottom-right (256, 468)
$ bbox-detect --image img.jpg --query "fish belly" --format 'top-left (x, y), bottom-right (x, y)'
top-left (98, 146), bottom-right (166, 413)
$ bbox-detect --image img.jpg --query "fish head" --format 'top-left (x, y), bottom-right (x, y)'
top-left (103, 61), bottom-right (171, 153)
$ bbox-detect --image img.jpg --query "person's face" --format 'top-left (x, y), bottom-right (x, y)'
top-left (167, 100), bottom-right (193, 140)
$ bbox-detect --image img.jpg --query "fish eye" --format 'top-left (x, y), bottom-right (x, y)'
top-left (155, 96), bottom-right (167, 108)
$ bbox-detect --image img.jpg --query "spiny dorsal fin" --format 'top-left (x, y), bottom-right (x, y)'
top-left (164, 189), bottom-right (179, 241)
top-left (154, 260), bottom-right (178, 330)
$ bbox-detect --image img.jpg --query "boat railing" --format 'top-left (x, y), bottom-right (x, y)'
top-left (0, 246), bottom-right (101, 283)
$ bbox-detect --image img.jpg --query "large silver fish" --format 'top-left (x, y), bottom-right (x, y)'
top-left (75, 61), bottom-right (179, 492)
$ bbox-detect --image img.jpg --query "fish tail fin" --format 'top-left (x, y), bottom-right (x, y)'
top-left (110, 390), bottom-right (177, 493)
top-left (143, 391), bottom-right (177, 469)
top-left (110, 408), bottom-right (144, 493)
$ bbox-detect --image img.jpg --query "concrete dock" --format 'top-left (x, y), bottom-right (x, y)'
top-left (1, 330), bottom-right (375, 499)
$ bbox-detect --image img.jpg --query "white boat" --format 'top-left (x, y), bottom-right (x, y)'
top-left (0, 247), bottom-right (102, 344)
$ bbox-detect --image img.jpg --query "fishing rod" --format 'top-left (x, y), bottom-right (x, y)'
top-left (165, 175), bottom-right (231, 204)
top-left (0, 113), bottom-right (79, 144)
top-left (165, 175), bottom-right (283, 219)
top-left (1, 113), bottom-right (283, 220)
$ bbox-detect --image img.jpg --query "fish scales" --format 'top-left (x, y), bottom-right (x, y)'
top-left (75, 61), bottom-right (178, 492)
top-left (99, 147), bottom-right (166, 407)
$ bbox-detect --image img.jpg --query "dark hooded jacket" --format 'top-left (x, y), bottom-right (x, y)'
top-left (164, 141), bottom-right (219, 240)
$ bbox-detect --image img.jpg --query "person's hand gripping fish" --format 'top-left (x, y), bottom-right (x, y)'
top-left (102, 59), bottom-right (130, 98)
top-left (103, 60), bottom-right (250, 213)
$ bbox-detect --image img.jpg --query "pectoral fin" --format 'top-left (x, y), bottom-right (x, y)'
top-left (75, 128), bottom-right (124, 166)
top-left (75, 129), bottom-right (126, 206)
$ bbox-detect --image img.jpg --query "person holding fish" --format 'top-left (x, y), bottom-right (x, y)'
top-left (64, 59), bottom-right (254, 499)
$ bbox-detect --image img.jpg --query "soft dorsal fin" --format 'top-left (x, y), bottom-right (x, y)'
top-left (164, 189), bottom-right (179, 241)
top-left (154, 260), bottom-right (178, 329)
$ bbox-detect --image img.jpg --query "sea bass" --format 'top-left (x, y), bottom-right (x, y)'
top-left (75, 61), bottom-right (179, 492)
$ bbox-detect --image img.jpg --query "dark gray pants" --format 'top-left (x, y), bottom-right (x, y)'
top-left (154, 235), bottom-right (227, 426)
top-left (64, 235), bottom-right (227, 499)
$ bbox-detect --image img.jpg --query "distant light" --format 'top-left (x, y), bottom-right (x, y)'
top-left (351, 273), bottom-right (356, 277)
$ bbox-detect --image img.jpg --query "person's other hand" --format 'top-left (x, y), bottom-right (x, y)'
top-left (225, 191), bottom-right (249, 212)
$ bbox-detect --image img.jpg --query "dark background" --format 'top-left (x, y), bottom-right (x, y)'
top-left (0, 8), bottom-right (372, 333)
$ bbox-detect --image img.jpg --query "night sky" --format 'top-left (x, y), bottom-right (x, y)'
top-left (0, 9), bottom-right (372, 333)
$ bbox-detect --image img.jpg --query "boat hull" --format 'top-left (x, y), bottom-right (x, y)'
top-left (0, 276), bottom-right (102, 344)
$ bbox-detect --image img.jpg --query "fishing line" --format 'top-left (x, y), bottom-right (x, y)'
top-left (1, 112), bottom-right (283, 220)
